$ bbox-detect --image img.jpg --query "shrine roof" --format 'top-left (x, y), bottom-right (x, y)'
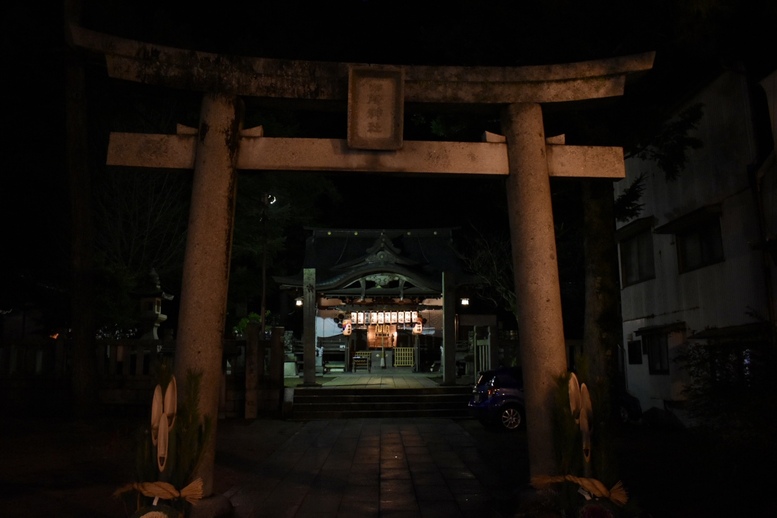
top-left (274, 227), bottom-right (476, 294)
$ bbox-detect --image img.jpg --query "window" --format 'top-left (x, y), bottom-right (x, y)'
top-left (627, 340), bottom-right (643, 365)
top-left (642, 332), bottom-right (670, 374)
top-left (616, 217), bottom-right (655, 287)
top-left (654, 205), bottom-right (724, 273)
top-left (676, 218), bottom-right (724, 272)
top-left (620, 230), bottom-right (655, 286)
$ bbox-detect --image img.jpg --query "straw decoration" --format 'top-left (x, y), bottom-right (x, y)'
top-left (530, 474), bottom-right (628, 506)
top-left (114, 477), bottom-right (204, 505)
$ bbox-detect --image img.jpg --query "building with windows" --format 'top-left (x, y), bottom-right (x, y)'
top-left (614, 69), bottom-right (776, 421)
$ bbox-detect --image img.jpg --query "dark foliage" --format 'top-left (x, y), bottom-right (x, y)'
top-left (613, 173), bottom-right (646, 223)
top-left (674, 331), bottom-right (777, 511)
top-left (629, 104), bottom-right (705, 181)
top-left (675, 335), bottom-right (777, 442)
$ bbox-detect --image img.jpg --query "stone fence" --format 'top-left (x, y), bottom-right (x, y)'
top-left (0, 329), bottom-right (286, 418)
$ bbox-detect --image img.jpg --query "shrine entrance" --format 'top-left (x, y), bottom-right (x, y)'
top-left (275, 227), bottom-right (479, 376)
top-left (70, 22), bottom-right (653, 493)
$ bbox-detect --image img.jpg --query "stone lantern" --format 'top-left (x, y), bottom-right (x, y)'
top-left (133, 269), bottom-right (174, 341)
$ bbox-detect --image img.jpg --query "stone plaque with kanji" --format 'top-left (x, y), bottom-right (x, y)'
top-left (347, 66), bottom-right (404, 150)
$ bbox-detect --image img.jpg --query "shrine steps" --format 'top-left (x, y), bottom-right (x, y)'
top-left (289, 386), bottom-right (473, 420)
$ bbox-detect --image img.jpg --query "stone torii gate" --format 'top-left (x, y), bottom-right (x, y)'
top-left (70, 24), bottom-right (653, 498)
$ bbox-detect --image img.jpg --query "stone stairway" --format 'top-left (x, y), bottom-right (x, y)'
top-left (289, 385), bottom-right (473, 420)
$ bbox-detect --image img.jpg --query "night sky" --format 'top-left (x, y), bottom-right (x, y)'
top-left (2, 1), bottom-right (776, 321)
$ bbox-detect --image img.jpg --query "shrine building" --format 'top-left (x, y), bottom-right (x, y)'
top-left (274, 227), bottom-right (503, 374)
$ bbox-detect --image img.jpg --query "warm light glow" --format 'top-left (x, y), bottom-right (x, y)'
top-left (413, 317), bottom-right (423, 335)
top-left (461, 297), bottom-right (470, 306)
top-left (295, 298), bottom-right (303, 307)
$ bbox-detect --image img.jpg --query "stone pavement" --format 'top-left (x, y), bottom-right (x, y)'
top-left (207, 373), bottom-right (517, 518)
top-left (316, 372), bottom-right (449, 388)
top-left (2, 377), bottom-right (761, 518)
top-left (216, 417), bottom-right (517, 518)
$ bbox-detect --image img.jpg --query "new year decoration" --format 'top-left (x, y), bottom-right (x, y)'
top-left (531, 372), bottom-right (628, 509)
top-left (115, 372), bottom-right (206, 517)
top-left (150, 377), bottom-right (177, 471)
top-left (531, 475), bottom-right (628, 506)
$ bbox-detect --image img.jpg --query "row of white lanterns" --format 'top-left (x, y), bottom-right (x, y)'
top-left (347, 310), bottom-right (419, 325)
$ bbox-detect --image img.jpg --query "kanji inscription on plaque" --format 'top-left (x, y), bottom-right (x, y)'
top-left (347, 66), bottom-right (404, 150)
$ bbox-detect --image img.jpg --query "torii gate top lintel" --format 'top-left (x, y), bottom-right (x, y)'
top-left (71, 23), bottom-right (654, 178)
top-left (69, 24), bottom-right (654, 105)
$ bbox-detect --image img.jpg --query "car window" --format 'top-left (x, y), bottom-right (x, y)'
top-left (476, 371), bottom-right (495, 386)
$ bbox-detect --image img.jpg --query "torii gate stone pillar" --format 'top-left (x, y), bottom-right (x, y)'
top-left (174, 94), bottom-right (242, 495)
top-left (502, 103), bottom-right (568, 477)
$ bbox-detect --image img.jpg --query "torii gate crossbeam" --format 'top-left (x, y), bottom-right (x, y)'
top-left (107, 130), bottom-right (627, 178)
top-left (69, 22), bottom-right (653, 498)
